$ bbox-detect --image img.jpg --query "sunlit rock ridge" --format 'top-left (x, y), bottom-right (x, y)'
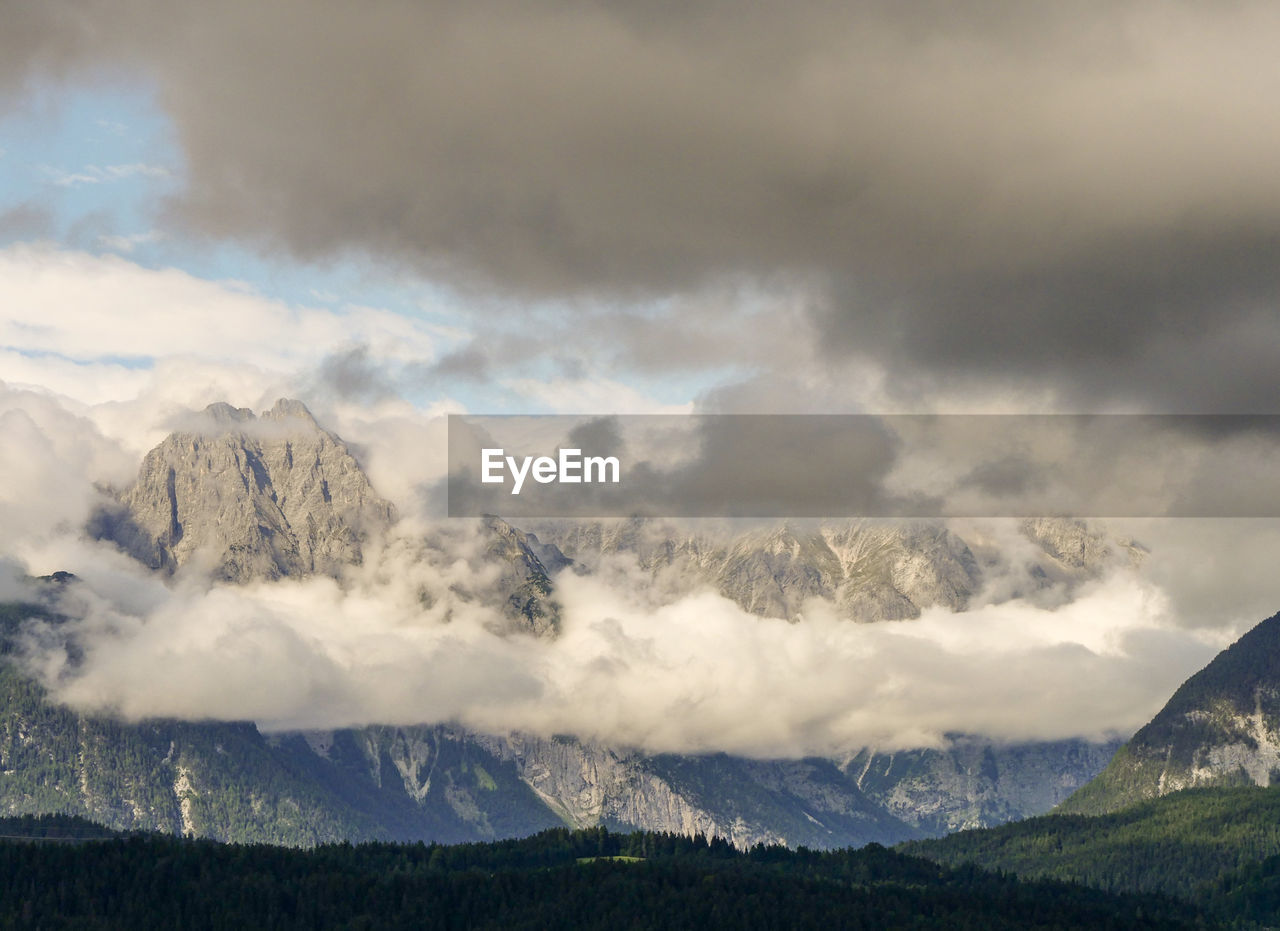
top-left (530, 515), bottom-right (1130, 623)
top-left (98, 399), bottom-right (395, 581)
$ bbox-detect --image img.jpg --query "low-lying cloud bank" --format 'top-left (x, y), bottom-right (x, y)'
top-left (7, 526), bottom-right (1222, 757)
top-left (0, 380), bottom-right (1261, 758)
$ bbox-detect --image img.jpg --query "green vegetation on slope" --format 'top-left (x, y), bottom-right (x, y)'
top-left (0, 813), bottom-right (119, 840)
top-left (902, 784), bottom-right (1280, 918)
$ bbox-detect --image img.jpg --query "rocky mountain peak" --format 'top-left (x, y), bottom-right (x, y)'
top-left (203, 401), bottom-right (256, 425)
top-left (261, 397), bottom-right (320, 425)
top-left (96, 399), bottom-right (395, 582)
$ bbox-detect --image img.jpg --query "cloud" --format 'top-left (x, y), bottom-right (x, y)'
top-left (0, 244), bottom-right (470, 463)
top-left (97, 229), bottom-right (162, 254)
top-left (446, 413), bottom-right (1280, 520)
top-left (422, 344), bottom-right (490, 383)
top-left (0, 202), bottom-right (55, 239)
top-left (0, 244), bottom-right (438, 375)
top-left (7, 1), bottom-right (1280, 409)
top-left (0, 387), bottom-right (1266, 758)
top-left (42, 162), bottom-right (170, 187)
top-left (1107, 519), bottom-right (1280, 632)
top-left (503, 376), bottom-right (693, 415)
top-left (310, 345), bottom-right (399, 403)
top-left (8, 2), bottom-right (1278, 762)
top-left (0, 384), bottom-right (135, 548)
top-left (11, 536), bottom-right (1223, 756)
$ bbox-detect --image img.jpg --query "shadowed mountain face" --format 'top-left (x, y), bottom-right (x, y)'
top-left (845, 738), bottom-right (1123, 835)
top-left (97, 399), bottom-right (396, 581)
top-left (1061, 610), bottom-right (1280, 816)
top-left (482, 516), bottom-right (567, 637)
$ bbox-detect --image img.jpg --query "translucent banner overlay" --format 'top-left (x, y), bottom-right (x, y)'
top-left (447, 414), bottom-right (1280, 518)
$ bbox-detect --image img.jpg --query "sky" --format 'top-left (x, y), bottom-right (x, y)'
top-left (2, 1), bottom-right (1280, 754)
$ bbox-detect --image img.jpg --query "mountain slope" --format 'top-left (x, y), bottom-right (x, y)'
top-left (533, 519), bottom-right (983, 622)
top-left (1060, 610), bottom-right (1280, 816)
top-left (846, 738), bottom-right (1122, 835)
top-left (0, 638), bottom-right (924, 849)
top-left (0, 656), bottom-right (564, 845)
top-left (0, 598), bottom-right (563, 845)
top-left (903, 785), bottom-right (1280, 906)
top-left (0, 606), bottom-right (1118, 848)
top-left (469, 733), bottom-right (919, 848)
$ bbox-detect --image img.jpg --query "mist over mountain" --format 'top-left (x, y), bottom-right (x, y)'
top-left (0, 399), bottom-right (1193, 848)
top-left (528, 514), bottom-right (1135, 624)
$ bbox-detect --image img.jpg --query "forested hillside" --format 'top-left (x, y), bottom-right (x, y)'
top-left (903, 784), bottom-right (1280, 922)
top-left (0, 820), bottom-right (1201, 930)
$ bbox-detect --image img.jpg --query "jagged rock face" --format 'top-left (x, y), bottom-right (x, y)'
top-left (369, 727), bottom-right (1114, 848)
top-left (535, 517), bottom-right (1146, 623)
top-left (844, 738), bottom-right (1123, 835)
top-left (482, 517), bottom-right (566, 636)
top-left (822, 523), bottom-right (981, 622)
top-left (530, 519), bottom-right (982, 622)
top-left (1021, 517), bottom-right (1113, 571)
top-left (101, 399), bottom-right (395, 581)
top-left (472, 732), bottom-right (725, 837)
top-left (465, 732), bottom-right (917, 849)
top-left (1019, 516), bottom-right (1147, 582)
top-left (95, 401), bottom-right (565, 634)
top-left (1062, 610), bottom-right (1280, 816)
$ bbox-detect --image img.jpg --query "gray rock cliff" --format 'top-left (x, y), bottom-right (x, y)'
top-left (100, 399), bottom-right (395, 581)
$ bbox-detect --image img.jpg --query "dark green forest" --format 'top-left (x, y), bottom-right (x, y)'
top-left (0, 816), bottom-right (1203, 930)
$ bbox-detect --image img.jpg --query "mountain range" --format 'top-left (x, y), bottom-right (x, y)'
top-left (0, 400), bottom-right (1158, 847)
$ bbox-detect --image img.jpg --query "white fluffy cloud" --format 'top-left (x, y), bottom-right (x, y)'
top-left (0, 243), bottom-right (437, 391)
top-left (15, 540), bottom-right (1223, 756)
top-left (0, 384), bottom-right (134, 547)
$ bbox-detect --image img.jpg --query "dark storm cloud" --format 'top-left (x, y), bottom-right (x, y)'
top-left (448, 414), bottom-right (908, 518)
top-left (423, 344), bottom-right (491, 383)
top-left (312, 345), bottom-right (398, 402)
top-left (958, 456), bottom-right (1046, 500)
top-left (565, 416), bottom-right (625, 459)
top-left (819, 229), bottom-right (1280, 411)
top-left (448, 414), bottom-right (1280, 518)
top-left (7, 1), bottom-right (1280, 409)
top-left (311, 342), bottom-right (492, 402)
top-left (0, 202), bottom-right (54, 239)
